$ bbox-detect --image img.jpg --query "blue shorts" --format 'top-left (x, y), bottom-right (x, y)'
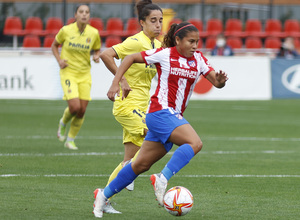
top-left (144, 108), bottom-right (189, 152)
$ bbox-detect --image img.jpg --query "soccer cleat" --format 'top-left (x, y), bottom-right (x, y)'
top-left (103, 201), bottom-right (122, 214)
top-left (64, 141), bottom-right (78, 150)
top-left (57, 119), bottom-right (66, 142)
top-left (93, 188), bottom-right (107, 218)
top-left (150, 173), bottom-right (168, 207)
top-left (125, 181), bottom-right (134, 191)
top-left (123, 160), bottom-right (134, 191)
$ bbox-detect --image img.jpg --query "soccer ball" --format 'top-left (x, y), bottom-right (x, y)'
top-left (163, 186), bottom-right (194, 216)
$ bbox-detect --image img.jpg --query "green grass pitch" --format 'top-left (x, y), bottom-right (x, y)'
top-left (0, 99), bottom-right (299, 219)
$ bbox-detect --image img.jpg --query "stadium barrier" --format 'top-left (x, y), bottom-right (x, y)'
top-left (0, 51), bottom-right (299, 100)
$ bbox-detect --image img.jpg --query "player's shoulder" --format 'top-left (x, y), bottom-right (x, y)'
top-left (194, 50), bottom-right (208, 60)
top-left (126, 32), bottom-right (144, 43)
top-left (63, 22), bottom-right (76, 31)
top-left (86, 24), bottom-right (99, 35)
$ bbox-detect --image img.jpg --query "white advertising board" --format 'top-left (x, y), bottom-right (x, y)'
top-left (0, 54), bottom-right (271, 100)
top-left (190, 56), bottom-right (272, 100)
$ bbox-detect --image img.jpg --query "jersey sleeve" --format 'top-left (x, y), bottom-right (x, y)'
top-left (141, 47), bottom-right (165, 65)
top-left (198, 52), bottom-right (214, 77)
top-left (55, 27), bottom-right (65, 44)
top-left (92, 31), bottom-right (101, 50)
top-left (113, 37), bottom-right (142, 59)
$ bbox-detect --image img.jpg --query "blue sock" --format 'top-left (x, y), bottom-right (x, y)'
top-left (161, 144), bottom-right (195, 180)
top-left (103, 163), bottom-right (138, 198)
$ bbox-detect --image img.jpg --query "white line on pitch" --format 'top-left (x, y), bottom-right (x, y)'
top-left (1, 174), bottom-right (300, 178)
top-left (1, 135), bottom-right (300, 142)
top-left (0, 150), bottom-right (296, 157)
top-left (0, 152), bottom-right (124, 157)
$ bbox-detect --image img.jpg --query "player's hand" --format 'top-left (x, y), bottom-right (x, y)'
top-left (120, 78), bottom-right (132, 100)
top-left (93, 54), bottom-right (100, 63)
top-left (107, 83), bottom-right (120, 101)
top-left (216, 70), bottom-right (228, 84)
top-left (59, 59), bottom-right (68, 69)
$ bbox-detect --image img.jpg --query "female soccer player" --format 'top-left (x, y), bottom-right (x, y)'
top-left (99, 0), bottom-right (162, 210)
top-left (52, 4), bottom-right (101, 150)
top-left (93, 22), bottom-right (228, 218)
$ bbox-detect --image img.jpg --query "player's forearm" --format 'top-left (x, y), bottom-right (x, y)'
top-left (100, 49), bottom-right (118, 75)
top-left (51, 44), bottom-right (61, 63)
top-left (112, 55), bottom-right (134, 85)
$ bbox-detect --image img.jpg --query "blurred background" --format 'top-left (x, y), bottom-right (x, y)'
top-left (1, 0), bottom-right (300, 100)
top-left (1, 0), bottom-right (300, 53)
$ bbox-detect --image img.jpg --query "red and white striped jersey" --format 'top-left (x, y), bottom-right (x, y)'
top-left (141, 46), bottom-right (214, 115)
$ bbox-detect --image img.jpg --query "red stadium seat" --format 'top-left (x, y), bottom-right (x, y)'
top-left (188, 18), bottom-right (205, 37)
top-left (245, 37), bottom-right (263, 49)
top-left (205, 18), bottom-right (223, 36)
top-left (168, 18), bottom-right (183, 28)
top-left (3, 16), bottom-right (24, 48)
top-left (226, 36), bottom-right (243, 49)
top-left (3, 16), bottom-right (24, 36)
top-left (294, 37), bottom-right (300, 49)
top-left (89, 17), bottom-right (107, 37)
top-left (45, 17), bottom-right (63, 35)
top-left (283, 19), bottom-right (300, 38)
top-left (188, 18), bottom-right (203, 32)
top-left (205, 36), bottom-right (217, 49)
top-left (265, 19), bottom-right (284, 38)
top-left (197, 38), bottom-right (203, 49)
top-left (67, 17), bottom-right (76, 24)
top-left (43, 35), bottom-right (55, 48)
top-left (122, 17), bottom-right (141, 37)
top-left (244, 19), bottom-right (266, 38)
top-left (23, 35), bottom-right (41, 48)
top-left (224, 19), bottom-right (245, 38)
top-left (105, 17), bottom-right (124, 37)
top-left (264, 37), bottom-right (281, 49)
top-left (23, 17), bottom-right (44, 36)
top-left (105, 36), bottom-right (122, 47)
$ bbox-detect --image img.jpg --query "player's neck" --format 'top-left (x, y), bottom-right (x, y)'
top-left (77, 22), bottom-right (86, 34)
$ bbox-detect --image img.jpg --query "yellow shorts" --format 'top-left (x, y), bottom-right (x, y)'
top-left (60, 71), bottom-right (92, 101)
top-left (114, 107), bottom-right (147, 147)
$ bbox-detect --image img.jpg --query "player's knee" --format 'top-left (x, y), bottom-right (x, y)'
top-left (132, 161), bottom-right (151, 174)
top-left (190, 138), bottom-right (203, 154)
top-left (69, 105), bottom-right (80, 115)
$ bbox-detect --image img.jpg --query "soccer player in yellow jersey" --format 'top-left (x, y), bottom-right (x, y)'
top-left (98, 0), bottom-right (162, 214)
top-left (52, 4), bottom-right (101, 150)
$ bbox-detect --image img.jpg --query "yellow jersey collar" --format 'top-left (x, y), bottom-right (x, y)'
top-left (141, 31), bottom-right (155, 49)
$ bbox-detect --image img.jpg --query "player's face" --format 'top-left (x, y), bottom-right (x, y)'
top-left (176, 31), bottom-right (199, 58)
top-left (75, 5), bottom-right (90, 24)
top-left (141, 10), bottom-right (163, 40)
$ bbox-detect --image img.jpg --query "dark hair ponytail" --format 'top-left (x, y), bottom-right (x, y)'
top-left (136, 0), bottom-right (162, 22)
top-left (162, 23), bottom-right (177, 48)
top-left (162, 22), bottom-right (198, 48)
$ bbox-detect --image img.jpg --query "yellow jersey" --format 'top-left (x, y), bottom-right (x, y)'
top-left (112, 31), bottom-right (161, 114)
top-left (55, 22), bottom-right (101, 74)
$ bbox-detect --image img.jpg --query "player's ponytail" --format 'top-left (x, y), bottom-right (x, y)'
top-left (136, 0), bottom-right (162, 22)
top-left (162, 23), bottom-right (177, 48)
top-left (162, 22), bottom-right (198, 48)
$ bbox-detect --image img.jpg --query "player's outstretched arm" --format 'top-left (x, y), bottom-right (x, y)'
top-left (206, 70), bottom-right (228, 88)
top-left (107, 52), bottom-right (144, 101)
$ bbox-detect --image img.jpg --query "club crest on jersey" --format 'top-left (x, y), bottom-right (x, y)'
top-left (86, 37), bottom-right (91, 43)
top-left (178, 57), bottom-right (190, 69)
top-left (188, 60), bottom-right (196, 67)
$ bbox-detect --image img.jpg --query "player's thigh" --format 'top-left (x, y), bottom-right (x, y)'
top-left (60, 74), bottom-right (79, 100)
top-left (169, 124), bottom-right (202, 151)
top-left (115, 108), bottom-right (147, 146)
top-left (78, 77), bottom-right (92, 101)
